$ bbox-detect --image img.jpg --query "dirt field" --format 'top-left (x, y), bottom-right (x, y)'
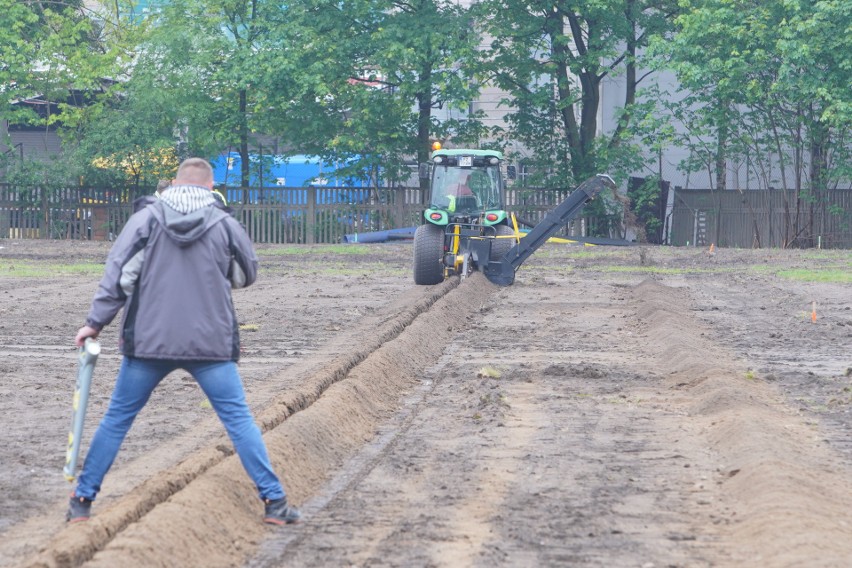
top-left (0, 239), bottom-right (850, 567)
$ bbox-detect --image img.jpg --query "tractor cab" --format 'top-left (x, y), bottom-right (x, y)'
top-left (426, 149), bottom-right (506, 224)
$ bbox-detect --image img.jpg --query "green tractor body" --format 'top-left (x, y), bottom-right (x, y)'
top-left (413, 149), bottom-right (516, 285)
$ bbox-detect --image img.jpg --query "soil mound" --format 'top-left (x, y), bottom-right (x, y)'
top-left (633, 278), bottom-right (852, 566)
top-left (22, 276), bottom-right (497, 568)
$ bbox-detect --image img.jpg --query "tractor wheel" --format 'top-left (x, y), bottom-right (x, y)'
top-left (413, 224), bottom-right (445, 285)
top-left (490, 224), bottom-right (517, 260)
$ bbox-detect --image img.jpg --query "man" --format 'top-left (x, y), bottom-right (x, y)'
top-left (154, 179), bottom-right (170, 196)
top-left (68, 157), bottom-right (300, 526)
top-left (455, 171), bottom-right (473, 196)
top-left (157, 177), bottom-right (226, 206)
top-left (211, 186), bottom-right (229, 207)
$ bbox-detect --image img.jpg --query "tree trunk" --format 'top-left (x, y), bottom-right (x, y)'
top-left (548, 11), bottom-right (582, 178)
top-left (715, 119), bottom-right (727, 191)
top-left (610, 0), bottom-right (637, 148)
top-left (416, 53), bottom-right (433, 193)
top-left (239, 88), bottom-right (249, 195)
top-left (808, 118), bottom-right (829, 248)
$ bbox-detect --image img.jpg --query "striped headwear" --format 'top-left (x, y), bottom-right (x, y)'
top-left (159, 185), bottom-right (217, 214)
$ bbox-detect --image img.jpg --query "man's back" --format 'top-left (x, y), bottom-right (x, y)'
top-left (88, 186), bottom-right (257, 361)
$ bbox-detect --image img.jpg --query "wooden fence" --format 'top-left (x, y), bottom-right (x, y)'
top-left (671, 188), bottom-right (852, 249)
top-left (8, 183), bottom-right (846, 248)
top-left (0, 184), bottom-right (593, 244)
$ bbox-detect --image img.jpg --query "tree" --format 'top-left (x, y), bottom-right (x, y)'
top-left (0, 0), bottom-right (135, 186)
top-left (65, 0), bottom-right (301, 190)
top-left (659, 0), bottom-right (852, 247)
top-left (0, 0), bottom-right (105, 131)
top-left (126, 0), bottom-right (284, 187)
top-left (475, 0), bottom-right (678, 187)
top-left (277, 0), bottom-right (485, 187)
top-left (0, 1), bottom-right (42, 129)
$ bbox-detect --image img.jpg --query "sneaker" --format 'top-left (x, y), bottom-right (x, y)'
top-left (66, 495), bottom-right (92, 523)
top-left (263, 497), bottom-right (302, 525)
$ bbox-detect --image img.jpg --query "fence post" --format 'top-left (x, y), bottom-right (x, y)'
top-left (40, 186), bottom-right (49, 239)
top-left (392, 187), bottom-right (403, 228)
top-left (92, 206), bottom-right (109, 240)
top-left (306, 187), bottom-right (316, 244)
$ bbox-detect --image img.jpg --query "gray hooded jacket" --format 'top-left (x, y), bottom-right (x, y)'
top-left (86, 185), bottom-right (257, 361)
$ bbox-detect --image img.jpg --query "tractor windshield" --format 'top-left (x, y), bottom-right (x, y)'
top-left (430, 166), bottom-right (502, 214)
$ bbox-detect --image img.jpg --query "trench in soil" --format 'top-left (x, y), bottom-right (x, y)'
top-left (22, 275), bottom-right (497, 568)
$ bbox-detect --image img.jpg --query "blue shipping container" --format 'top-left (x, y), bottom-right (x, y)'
top-left (210, 152), bottom-right (372, 206)
top-left (211, 152), bottom-right (369, 188)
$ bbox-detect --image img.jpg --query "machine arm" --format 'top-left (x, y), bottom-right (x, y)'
top-left (484, 174), bottom-right (617, 286)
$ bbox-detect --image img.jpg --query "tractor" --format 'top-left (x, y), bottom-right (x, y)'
top-left (412, 146), bottom-right (516, 285)
top-left (413, 144), bottom-right (615, 286)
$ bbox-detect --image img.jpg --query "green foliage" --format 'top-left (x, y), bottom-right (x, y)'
top-left (0, 1), bottom-right (41, 126)
top-left (776, 0), bottom-right (852, 128)
top-left (476, 0), bottom-right (677, 185)
top-left (0, 1), bottom-right (137, 136)
top-left (114, 0), bottom-right (284, 181)
top-left (655, 0), bottom-right (851, 201)
top-left (630, 176), bottom-right (665, 236)
top-left (277, 0), bottom-right (486, 181)
top-left (0, 154), bottom-right (84, 187)
top-left (2, 0), bottom-right (847, 250)
top-left (57, 0), bottom-right (487, 188)
top-left (471, 0), bottom-right (680, 237)
top-left (827, 204), bottom-right (845, 217)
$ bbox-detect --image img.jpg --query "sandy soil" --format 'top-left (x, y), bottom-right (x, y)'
top-left (0, 239), bottom-right (850, 567)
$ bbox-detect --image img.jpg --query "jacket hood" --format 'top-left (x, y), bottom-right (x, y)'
top-left (153, 185), bottom-right (226, 246)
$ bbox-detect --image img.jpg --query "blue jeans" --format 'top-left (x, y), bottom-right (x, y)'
top-left (75, 357), bottom-right (285, 502)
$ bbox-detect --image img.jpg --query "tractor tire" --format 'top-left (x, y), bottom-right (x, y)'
top-left (490, 224), bottom-right (517, 260)
top-left (413, 224), bottom-right (445, 285)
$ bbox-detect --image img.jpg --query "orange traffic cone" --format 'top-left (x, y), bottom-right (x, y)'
top-left (811, 301), bottom-right (817, 323)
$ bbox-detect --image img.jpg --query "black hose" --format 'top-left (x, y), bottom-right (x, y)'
top-left (514, 215), bottom-right (537, 228)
